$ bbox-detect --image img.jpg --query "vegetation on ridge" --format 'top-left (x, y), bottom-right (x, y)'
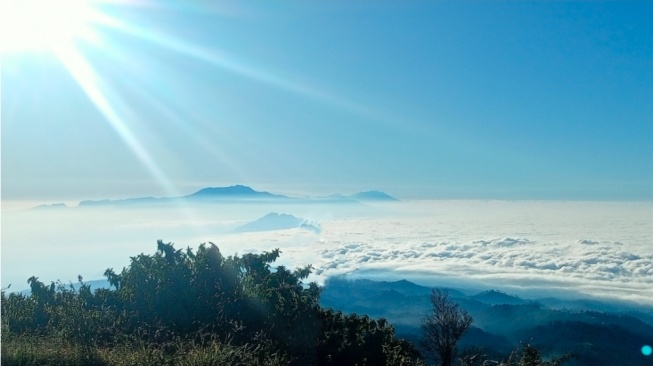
top-left (2, 240), bottom-right (593, 365)
top-left (2, 240), bottom-right (422, 366)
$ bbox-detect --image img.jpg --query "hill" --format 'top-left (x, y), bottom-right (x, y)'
top-left (233, 213), bottom-right (321, 233)
top-left (471, 290), bottom-right (526, 306)
top-left (36, 185), bottom-right (398, 208)
top-left (186, 185), bottom-right (288, 200)
top-left (319, 277), bottom-right (653, 366)
top-left (348, 191), bottom-right (398, 201)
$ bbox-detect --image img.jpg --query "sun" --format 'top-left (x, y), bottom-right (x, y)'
top-left (0, 0), bottom-right (97, 54)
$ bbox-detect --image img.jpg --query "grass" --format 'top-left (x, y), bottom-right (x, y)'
top-left (1, 334), bottom-right (289, 366)
top-left (1, 335), bottom-right (106, 366)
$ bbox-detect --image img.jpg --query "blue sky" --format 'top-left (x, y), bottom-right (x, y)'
top-left (2, 0), bottom-right (652, 201)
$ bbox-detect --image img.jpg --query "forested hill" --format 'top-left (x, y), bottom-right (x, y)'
top-left (3, 242), bottom-right (651, 366)
top-left (1, 241), bottom-right (422, 366)
top-left (320, 278), bottom-right (653, 366)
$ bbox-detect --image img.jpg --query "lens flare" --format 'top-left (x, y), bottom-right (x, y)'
top-left (643, 345), bottom-right (652, 356)
top-left (0, 0), bottom-right (97, 53)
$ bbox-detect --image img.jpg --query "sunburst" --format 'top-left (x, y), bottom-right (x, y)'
top-left (0, 0), bottom-right (99, 54)
top-left (1, 0), bottom-right (187, 199)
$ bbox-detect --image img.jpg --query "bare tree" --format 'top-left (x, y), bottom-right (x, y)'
top-left (421, 289), bottom-right (473, 366)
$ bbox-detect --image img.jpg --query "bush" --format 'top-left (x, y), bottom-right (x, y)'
top-left (2, 240), bottom-right (423, 366)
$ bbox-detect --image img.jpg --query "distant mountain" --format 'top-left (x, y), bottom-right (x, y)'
top-left (471, 290), bottom-right (527, 306)
top-left (233, 213), bottom-right (321, 233)
top-left (534, 296), bottom-right (652, 316)
top-left (186, 185), bottom-right (288, 200)
top-left (32, 185), bottom-right (397, 209)
top-left (75, 185), bottom-right (287, 207)
top-left (320, 278), bottom-right (653, 327)
top-left (349, 191), bottom-right (397, 201)
top-left (33, 203), bottom-right (69, 210)
top-left (320, 278), bottom-right (653, 366)
top-left (78, 199), bottom-right (114, 207)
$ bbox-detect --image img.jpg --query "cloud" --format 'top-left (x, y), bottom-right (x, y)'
top-left (296, 203), bottom-right (653, 304)
top-left (2, 200), bottom-right (651, 305)
top-left (474, 237), bottom-right (532, 248)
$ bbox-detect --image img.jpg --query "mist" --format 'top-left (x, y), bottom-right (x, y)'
top-left (2, 199), bottom-right (651, 306)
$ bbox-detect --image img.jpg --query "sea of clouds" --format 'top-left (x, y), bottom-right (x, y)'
top-left (2, 200), bottom-right (651, 305)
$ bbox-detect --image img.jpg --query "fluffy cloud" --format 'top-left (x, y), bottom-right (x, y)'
top-left (2, 200), bottom-right (651, 305)
top-left (268, 201), bottom-right (652, 304)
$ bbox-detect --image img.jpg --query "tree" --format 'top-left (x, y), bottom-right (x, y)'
top-left (317, 310), bottom-right (424, 366)
top-left (2, 240), bottom-right (425, 366)
top-left (421, 289), bottom-right (473, 366)
top-left (500, 344), bottom-right (574, 366)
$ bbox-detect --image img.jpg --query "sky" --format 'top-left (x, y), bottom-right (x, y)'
top-left (2, 0), bottom-right (652, 202)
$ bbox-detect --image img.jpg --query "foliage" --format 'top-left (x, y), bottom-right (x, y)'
top-left (421, 289), bottom-right (473, 366)
top-left (318, 309), bottom-right (424, 366)
top-left (1, 240), bottom-right (422, 366)
top-left (511, 320), bottom-right (649, 366)
top-left (0, 333), bottom-right (288, 366)
top-left (454, 344), bottom-right (573, 366)
top-left (499, 344), bottom-right (574, 366)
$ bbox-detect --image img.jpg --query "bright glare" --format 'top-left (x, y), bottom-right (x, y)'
top-left (643, 345), bottom-right (652, 356)
top-left (0, 0), bottom-right (95, 53)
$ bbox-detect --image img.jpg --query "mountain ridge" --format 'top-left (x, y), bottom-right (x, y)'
top-left (188, 185), bottom-right (287, 200)
top-left (233, 213), bottom-right (321, 234)
top-left (35, 185), bottom-right (398, 208)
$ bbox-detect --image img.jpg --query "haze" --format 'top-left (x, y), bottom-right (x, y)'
top-left (2, 1), bottom-right (652, 311)
top-left (2, 1), bottom-right (652, 202)
top-left (2, 197), bottom-right (652, 307)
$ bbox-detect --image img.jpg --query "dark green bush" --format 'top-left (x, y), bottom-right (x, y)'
top-left (1, 240), bottom-right (422, 366)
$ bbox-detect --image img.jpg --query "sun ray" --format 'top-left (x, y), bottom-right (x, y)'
top-left (76, 37), bottom-right (246, 179)
top-left (54, 43), bottom-right (196, 202)
top-left (55, 41), bottom-right (211, 234)
top-left (90, 12), bottom-right (378, 120)
top-left (4, 0), bottom-right (391, 201)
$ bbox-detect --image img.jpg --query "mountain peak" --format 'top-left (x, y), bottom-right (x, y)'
top-left (233, 212), bottom-right (321, 233)
top-left (472, 290), bottom-right (525, 305)
top-left (33, 203), bottom-right (69, 210)
top-left (193, 185), bottom-right (254, 195)
top-left (349, 191), bottom-right (397, 201)
top-left (188, 185), bottom-right (284, 199)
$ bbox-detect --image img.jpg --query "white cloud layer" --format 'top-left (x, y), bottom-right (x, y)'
top-left (2, 200), bottom-right (651, 305)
